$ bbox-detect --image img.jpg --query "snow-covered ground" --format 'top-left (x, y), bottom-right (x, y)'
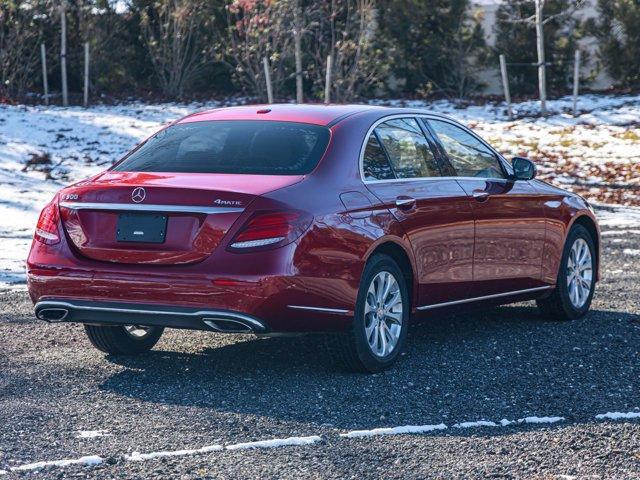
top-left (1, 94), bottom-right (639, 290)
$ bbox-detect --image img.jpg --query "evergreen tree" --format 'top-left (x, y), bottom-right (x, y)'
top-left (587, 0), bottom-right (640, 89)
top-left (378, 0), bottom-right (489, 98)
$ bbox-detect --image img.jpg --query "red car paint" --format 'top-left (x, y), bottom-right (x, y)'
top-left (27, 104), bottom-right (600, 332)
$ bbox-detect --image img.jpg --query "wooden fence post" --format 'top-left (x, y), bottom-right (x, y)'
top-left (572, 50), bottom-right (581, 116)
top-left (324, 54), bottom-right (332, 105)
top-left (40, 43), bottom-right (49, 106)
top-left (83, 42), bottom-right (90, 108)
top-left (499, 54), bottom-right (512, 119)
top-left (60, 3), bottom-right (68, 107)
top-left (262, 57), bottom-right (274, 104)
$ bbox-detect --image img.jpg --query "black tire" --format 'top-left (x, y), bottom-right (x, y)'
top-left (325, 254), bottom-right (410, 373)
top-left (537, 224), bottom-right (596, 321)
top-left (84, 324), bottom-right (164, 355)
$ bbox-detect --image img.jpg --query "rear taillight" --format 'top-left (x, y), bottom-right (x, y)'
top-left (228, 210), bottom-right (312, 252)
top-left (34, 200), bottom-right (60, 245)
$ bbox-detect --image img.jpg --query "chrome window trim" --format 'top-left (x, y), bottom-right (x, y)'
top-left (359, 113), bottom-right (512, 184)
top-left (416, 286), bottom-right (554, 311)
top-left (59, 202), bottom-right (243, 215)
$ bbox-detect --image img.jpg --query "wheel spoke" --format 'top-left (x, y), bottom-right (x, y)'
top-left (378, 323), bottom-right (388, 355)
top-left (385, 310), bottom-right (402, 324)
top-left (384, 290), bottom-right (401, 310)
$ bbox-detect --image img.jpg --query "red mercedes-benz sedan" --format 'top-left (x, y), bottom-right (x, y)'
top-left (27, 104), bottom-right (600, 372)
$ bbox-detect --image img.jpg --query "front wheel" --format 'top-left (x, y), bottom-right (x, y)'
top-left (325, 254), bottom-right (409, 373)
top-left (84, 324), bottom-right (164, 355)
top-left (537, 224), bottom-right (596, 321)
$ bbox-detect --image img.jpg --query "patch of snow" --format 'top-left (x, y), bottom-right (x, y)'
top-left (9, 455), bottom-right (103, 472)
top-left (518, 416), bottom-right (565, 424)
top-left (623, 248), bottom-right (640, 256)
top-left (77, 429), bottom-right (110, 439)
top-left (500, 419), bottom-right (514, 426)
top-left (601, 229), bottom-right (640, 236)
top-left (596, 205), bottom-right (640, 229)
top-left (453, 420), bottom-right (499, 428)
top-left (225, 435), bottom-right (322, 450)
top-left (125, 444), bottom-right (223, 461)
top-left (595, 411), bottom-right (640, 420)
top-left (340, 423), bottom-right (447, 438)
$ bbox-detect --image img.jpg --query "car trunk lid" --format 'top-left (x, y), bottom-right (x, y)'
top-left (58, 171), bottom-right (303, 265)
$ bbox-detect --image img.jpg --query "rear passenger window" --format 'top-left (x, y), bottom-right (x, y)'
top-left (363, 134), bottom-right (395, 181)
top-left (375, 118), bottom-right (440, 179)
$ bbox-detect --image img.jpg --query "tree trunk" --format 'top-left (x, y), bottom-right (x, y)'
top-left (294, 2), bottom-right (303, 104)
top-left (535, 0), bottom-right (547, 116)
top-left (60, 3), bottom-right (68, 107)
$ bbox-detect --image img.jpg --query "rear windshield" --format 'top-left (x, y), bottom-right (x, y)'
top-left (112, 120), bottom-right (331, 175)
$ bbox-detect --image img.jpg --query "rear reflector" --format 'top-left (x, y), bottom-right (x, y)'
top-left (34, 199), bottom-right (60, 245)
top-left (228, 211), bottom-right (311, 252)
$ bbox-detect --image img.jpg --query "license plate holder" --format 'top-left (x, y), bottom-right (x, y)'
top-left (116, 213), bottom-right (167, 243)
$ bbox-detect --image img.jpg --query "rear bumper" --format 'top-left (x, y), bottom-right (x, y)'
top-left (35, 299), bottom-right (269, 333)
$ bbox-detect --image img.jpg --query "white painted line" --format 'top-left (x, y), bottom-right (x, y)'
top-left (8, 455), bottom-right (103, 472)
top-left (340, 423), bottom-right (447, 438)
top-left (225, 436), bottom-right (322, 450)
top-left (77, 429), bottom-right (110, 439)
top-left (126, 444), bottom-right (223, 461)
top-left (595, 411), bottom-right (640, 420)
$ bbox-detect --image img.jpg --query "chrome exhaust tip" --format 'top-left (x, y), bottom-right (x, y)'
top-left (36, 308), bottom-right (69, 322)
top-left (203, 318), bottom-right (254, 333)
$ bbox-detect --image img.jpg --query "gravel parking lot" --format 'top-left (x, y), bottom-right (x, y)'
top-left (1, 209), bottom-right (639, 479)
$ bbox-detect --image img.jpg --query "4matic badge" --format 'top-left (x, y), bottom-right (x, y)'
top-left (214, 199), bottom-right (242, 207)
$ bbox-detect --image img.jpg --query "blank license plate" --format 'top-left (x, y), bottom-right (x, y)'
top-left (116, 213), bottom-right (167, 243)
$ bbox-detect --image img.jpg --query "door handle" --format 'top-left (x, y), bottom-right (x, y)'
top-left (472, 190), bottom-right (490, 202)
top-left (395, 196), bottom-right (416, 210)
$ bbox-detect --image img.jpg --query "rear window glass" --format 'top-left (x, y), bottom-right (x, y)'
top-left (113, 120), bottom-right (331, 175)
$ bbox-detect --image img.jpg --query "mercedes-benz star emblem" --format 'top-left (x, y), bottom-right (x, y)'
top-left (131, 187), bottom-right (146, 203)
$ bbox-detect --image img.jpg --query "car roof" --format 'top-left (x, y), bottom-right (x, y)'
top-left (176, 103), bottom-right (447, 127)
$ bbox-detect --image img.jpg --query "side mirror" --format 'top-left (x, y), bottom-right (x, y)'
top-left (511, 157), bottom-right (536, 181)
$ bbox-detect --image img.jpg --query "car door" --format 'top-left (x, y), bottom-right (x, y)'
top-left (425, 118), bottom-right (547, 297)
top-left (362, 116), bottom-right (476, 306)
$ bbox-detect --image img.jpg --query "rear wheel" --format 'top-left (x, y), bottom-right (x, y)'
top-left (537, 224), bottom-right (596, 321)
top-left (325, 254), bottom-right (409, 373)
top-left (84, 324), bottom-right (164, 355)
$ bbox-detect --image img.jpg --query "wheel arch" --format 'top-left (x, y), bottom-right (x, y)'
top-left (568, 214), bottom-right (601, 280)
top-left (365, 239), bottom-right (417, 312)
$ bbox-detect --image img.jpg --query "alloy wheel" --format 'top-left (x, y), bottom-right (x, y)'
top-left (364, 271), bottom-right (403, 358)
top-left (566, 237), bottom-right (593, 308)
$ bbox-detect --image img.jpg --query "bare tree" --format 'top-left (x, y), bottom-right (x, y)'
top-left (306, 0), bottom-right (389, 102)
top-left (0, 2), bottom-right (42, 99)
top-left (140, 0), bottom-right (209, 99)
top-left (226, 0), bottom-right (293, 101)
